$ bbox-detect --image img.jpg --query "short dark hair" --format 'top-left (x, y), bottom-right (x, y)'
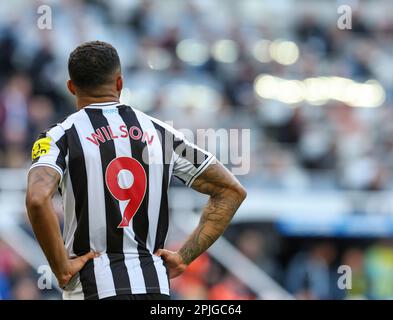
top-left (68, 41), bottom-right (121, 89)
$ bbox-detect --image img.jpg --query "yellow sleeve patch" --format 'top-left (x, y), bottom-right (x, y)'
top-left (32, 136), bottom-right (51, 160)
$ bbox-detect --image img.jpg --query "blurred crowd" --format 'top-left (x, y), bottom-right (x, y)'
top-left (2, 0), bottom-right (393, 299)
top-left (1, 0), bottom-right (393, 190)
top-left (3, 223), bottom-right (393, 300)
top-left (170, 228), bottom-right (393, 300)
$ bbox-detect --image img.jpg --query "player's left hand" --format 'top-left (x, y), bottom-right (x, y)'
top-left (57, 251), bottom-right (99, 288)
top-left (155, 249), bottom-right (187, 279)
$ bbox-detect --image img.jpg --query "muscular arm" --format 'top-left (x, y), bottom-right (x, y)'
top-left (26, 167), bottom-right (68, 276)
top-left (178, 161), bottom-right (247, 265)
top-left (157, 160), bottom-right (247, 278)
top-left (26, 167), bottom-right (95, 287)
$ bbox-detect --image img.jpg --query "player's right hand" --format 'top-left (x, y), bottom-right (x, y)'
top-left (57, 251), bottom-right (99, 289)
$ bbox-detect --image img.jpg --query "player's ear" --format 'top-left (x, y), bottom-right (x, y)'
top-left (67, 80), bottom-right (76, 96)
top-left (116, 75), bottom-right (123, 93)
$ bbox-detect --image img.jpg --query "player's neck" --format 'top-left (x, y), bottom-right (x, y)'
top-left (76, 95), bottom-right (120, 110)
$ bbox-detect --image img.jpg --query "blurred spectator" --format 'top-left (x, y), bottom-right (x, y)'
top-left (365, 240), bottom-right (393, 299)
top-left (341, 248), bottom-right (367, 299)
top-left (12, 277), bottom-right (40, 300)
top-left (0, 74), bottom-right (31, 153)
top-left (0, 241), bottom-right (40, 300)
top-left (208, 275), bottom-right (255, 300)
top-left (0, 27), bottom-right (17, 82)
top-left (285, 242), bottom-right (338, 299)
top-left (27, 96), bottom-right (55, 149)
top-left (235, 230), bottom-right (282, 282)
top-left (0, 272), bottom-right (11, 300)
top-left (171, 253), bottom-right (210, 300)
top-left (295, 13), bottom-right (331, 56)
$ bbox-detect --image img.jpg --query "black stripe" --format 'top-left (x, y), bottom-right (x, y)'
top-left (85, 108), bottom-right (132, 296)
top-left (173, 137), bottom-right (207, 168)
top-left (55, 133), bottom-right (67, 171)
top-left (152, 123), bottom-right (171, 290)
top-left (152, 123), bottom-right (170, 253)
top-left (67, 124), bottom-right (98, 298)
top-left (175, 176), bottom-right (186, 184)
top-left (79, 260), bottom-right (98, 300)
top-left (186, 154), bottom-right (213, 186)
top-left (117, 105), bottom-right (160, 293)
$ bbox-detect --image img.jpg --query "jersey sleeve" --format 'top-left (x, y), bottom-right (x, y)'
top-left (171, 129), bottom-right (215, 187)
top-left (30, 125), bottom-right (67, 180)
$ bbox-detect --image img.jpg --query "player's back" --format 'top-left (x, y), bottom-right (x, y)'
top-left (30, 101), bottom-right (214, 299)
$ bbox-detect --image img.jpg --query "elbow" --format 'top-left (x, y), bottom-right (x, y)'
top-left (231, 182), bottom-right (247, 204)
top-left (237, 184), bottom-right (247, 202)
top-left (25, 190), bottom-right (50, 214)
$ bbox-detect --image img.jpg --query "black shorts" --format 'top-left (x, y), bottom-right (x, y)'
top-left (102, 293), bottom-right (170, 300)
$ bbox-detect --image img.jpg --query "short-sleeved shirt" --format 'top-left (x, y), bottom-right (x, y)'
top-left (30, 102), bottom-right (214, 299)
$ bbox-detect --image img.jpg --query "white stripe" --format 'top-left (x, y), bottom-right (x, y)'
top-left (134, 109), bottom-right (171, 293)
top-left (93, 254), bottom-right (116, 299)
top-left (168, 152), bottom-right (174, 188)
top-left (153, 255), bottom-right (170, 294)
top-left (76, 111), bottom-right (108, 253)
top-left (162, 155), bottom-right (173, 294)
top-left (134, 109), bottom-right (163, 252)
top-left (29, 162), bottom-right (63, 177)
top-left (62, 157), bottom-right (77, 257)
top-left (163, 153), bottom-right (174, 291)
top-left (101, 109), bottom-right (147, 293)
top-left (47, 125), bottom-right (65, 141)
top-left (76, 111), bottom-right (117, 297)
top-left (58, 112), bottom-right (81, 131)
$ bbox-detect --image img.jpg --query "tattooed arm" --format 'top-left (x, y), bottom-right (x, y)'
top-left (26, 167), bottom-right (97, 288)
top-left (156, 161), bottom-right (247, 278)
top-left (178, 162), bottom-right (247, 264)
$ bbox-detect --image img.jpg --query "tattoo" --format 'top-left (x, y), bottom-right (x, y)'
top-left (28, 167), bottom-right (60, 199)
top-left (26, 166), bottom-right (68, 280)
top-left (30, 167), bottom-right (59, 186)
top-left (178, 162), bottom-right (246, 265)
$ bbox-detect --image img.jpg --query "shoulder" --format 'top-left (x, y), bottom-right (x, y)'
top-left (45, 109), bottom-right (87, 138)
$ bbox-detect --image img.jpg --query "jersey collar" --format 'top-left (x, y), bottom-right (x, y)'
top-left (84, 102), bottom-right (122, 109)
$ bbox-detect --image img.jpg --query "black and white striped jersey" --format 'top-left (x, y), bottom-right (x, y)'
top-left (29, 102), bottom-right (214, 300)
